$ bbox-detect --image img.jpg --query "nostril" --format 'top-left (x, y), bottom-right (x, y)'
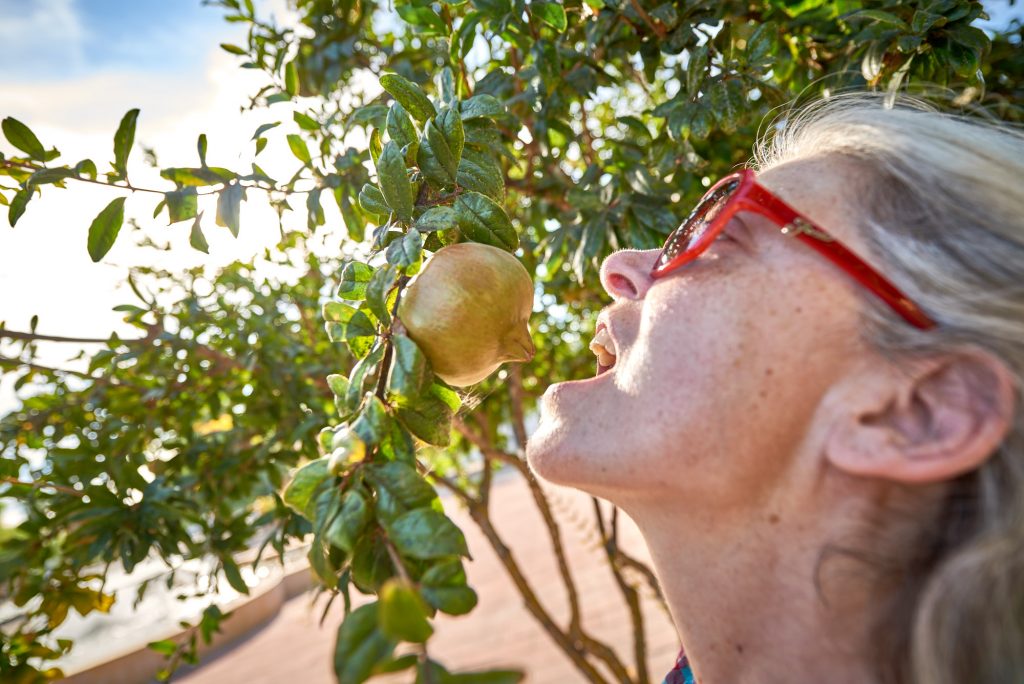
top-left (606, 272), bottom-right (638, 299)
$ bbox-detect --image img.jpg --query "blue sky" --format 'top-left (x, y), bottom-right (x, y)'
top-left (1, 0), bottom-right (235, 81)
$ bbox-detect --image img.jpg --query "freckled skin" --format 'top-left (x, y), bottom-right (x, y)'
top-left (527, 160), bottom-right (870, 514)
top-left (525, 158), bottom-right (892, 683)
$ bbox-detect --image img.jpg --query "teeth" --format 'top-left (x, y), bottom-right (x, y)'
top-left (589, 327), bottom-right (617, 367)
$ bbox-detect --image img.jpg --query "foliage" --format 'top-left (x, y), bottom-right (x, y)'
top-left (1, 0), bottom-right (1020, 682)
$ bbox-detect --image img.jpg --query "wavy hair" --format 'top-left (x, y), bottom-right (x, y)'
top-left (752, 92), bottom-right (1024, 683)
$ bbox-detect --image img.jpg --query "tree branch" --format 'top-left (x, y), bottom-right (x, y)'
top-left (0, 328), bottom-right (134, 345)
top-left (593, 499), bottom-right (649, 683)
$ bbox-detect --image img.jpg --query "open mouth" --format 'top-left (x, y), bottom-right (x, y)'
top-left (589, 323), bottom-right (618, 376)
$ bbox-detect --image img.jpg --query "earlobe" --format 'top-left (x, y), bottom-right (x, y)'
top-left (825, 347), bottom-right (1019, 484)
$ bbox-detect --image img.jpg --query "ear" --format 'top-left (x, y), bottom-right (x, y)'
top-left (825, 347), bottom-right (1019, 483)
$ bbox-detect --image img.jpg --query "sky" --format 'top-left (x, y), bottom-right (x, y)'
top-left (0, 0), bottom-right (364, 415)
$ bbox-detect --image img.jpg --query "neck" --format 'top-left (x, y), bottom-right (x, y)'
top-left (623, 499), bottom-right (880, 684)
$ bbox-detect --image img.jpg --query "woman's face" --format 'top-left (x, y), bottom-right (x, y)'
top-left (526, 159), bottom-right (874, 513)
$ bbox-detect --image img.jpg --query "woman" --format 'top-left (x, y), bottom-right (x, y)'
top-left (526, 93), bottom-right (1024, 684)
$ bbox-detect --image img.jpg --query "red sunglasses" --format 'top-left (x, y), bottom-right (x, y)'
top-left (651, 168), bottom-right (936, 330)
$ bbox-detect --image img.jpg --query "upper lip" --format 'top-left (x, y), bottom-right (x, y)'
top-left (591, 313), bottom-right (620, 361)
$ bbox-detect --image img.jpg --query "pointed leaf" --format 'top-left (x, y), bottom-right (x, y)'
top-left (287, 134), bottom-right (311, 164)
top-left (453, 191), bottom-right (517, 251)
top-left (8, 190), bottom-right (31, 227)
top-left (189, 213), bottom-right (209, 253)
top-left (333, 603), bottom-right (397, 684)
top-left (2, 117), bottom-right (46, 160)
top-left (379, 73), bottom-right (436, 124)
top-left (112, 109), bottom-right (140, 180)
top-left (376, 141), bottom-right (414, 222)
top-left (87, 197), bottom-right (126, 262)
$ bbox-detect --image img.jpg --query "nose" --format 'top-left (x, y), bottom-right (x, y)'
top-left (599, 249), bottom-right (660, 301)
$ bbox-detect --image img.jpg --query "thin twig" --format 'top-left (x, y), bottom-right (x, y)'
top-left (1, 476), bottom-right (85, 498)
top-left (628, 0), bottom-right (667, 39)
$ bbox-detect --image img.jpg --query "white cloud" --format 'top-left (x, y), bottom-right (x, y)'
top-left (0, 0), bottom-right (86, 75)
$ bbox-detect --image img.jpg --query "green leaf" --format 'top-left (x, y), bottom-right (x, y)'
top-left (389, 508), bottom-right (469, 559)
top-left (386, 102), bottom-right (418, 148)
top-left (160, 166), bottom-right (236, 187)
top-left (396, 3), bottom-right (447, 35)
top-left (397, 390), bottom-right (455, 446)
top-left (338, 261), bottom-right (374, 300)
top-left (351, 533), bottom-right (396, 592)
top-left (87, 197), bottom-right (127, 262)
top-left (323, 301), bottom-right (377, 339)
top-left (283, 458), bottom-right (331, 519)
top-left (294, 111), bottom-right (319, 131)
top-left (197, 133), bottom-right (208, 166)
top-left (385, 230), bottom-right (423, 276)
top-left (285, 60), bottom-right (299, 97)
top-left (221, 557), bottom-right (249, 595)
top-left (358, 183), bottom-right (390, 217)
top-left (379, 579), bottom-right (433, 643)
top-left (325, 489), bottom-right (370, 553)
top-left (251, 121), bottom-right (280, 140)
top-left (413, 206), bottom-right (458, 233)
top-left (8, 190), bottom-right (31, 227)
top-left (165, 187), bottom-right (198, 223)
top-left (421, 559), bottom-right (478, 616)
top-left (457, 148), bottom-right (503, 201)
top-left (686, 44), bottom-right (709, 96)
top-left (386, 335), bottom-right (431, 403)
top-left (2, 117), bottom-right (46, 160)
top-left (531, 1), bottom-right (567, 31)
top-left (215, 182), bottom-right (244, 237)
top-left (351, 393), bottom-right (390, 445)
top-left (366, 461), bottom-right (437, 510)
top-left (453, 191), bottom-right (517, 251)
top-left (28, 167), bottom-right (75, 187)
top-left (112, 109), bottom-right (140, 181)
top-left (369, 128), bottom-right (383, 168)
top-left (458, 94), bottom-right (505, 120)
top-left (417, 108), bottom-right (464, 190)
top-left (287, 134), bottom-right (311, 164)
top-left (365, 265), bottom-right (397, 326)
top-left (746, 22), bottom-right (776, 65)
top-left (379, 73), bottom-right (437, 124)
top-left (376, 141), bottom-right (414, 222)
top-left (708, 79), bottom-right (745, 133)
top-left (333, 603), bottom-right (397, 684)
top-left (189, 213), bottom-right (209, 254)
top-left (220, 43), bottom-right (247, 55)
top-left (75, 159), bottom-right (98, 179)
top-left (846, 9), bottom-right (908, 30)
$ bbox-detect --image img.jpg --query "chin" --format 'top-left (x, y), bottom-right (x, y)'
top-left (525, 415), bottom-right (587, 487)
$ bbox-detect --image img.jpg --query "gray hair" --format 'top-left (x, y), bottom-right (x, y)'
top-left (753, 92), bottom-right (1024, 684)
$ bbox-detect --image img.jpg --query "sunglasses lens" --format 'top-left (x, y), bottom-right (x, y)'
top-left (656, 178), bottom-right (741, 271)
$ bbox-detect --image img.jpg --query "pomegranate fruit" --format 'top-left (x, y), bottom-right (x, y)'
top-left (397, 242), bottom-right (535, 387)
